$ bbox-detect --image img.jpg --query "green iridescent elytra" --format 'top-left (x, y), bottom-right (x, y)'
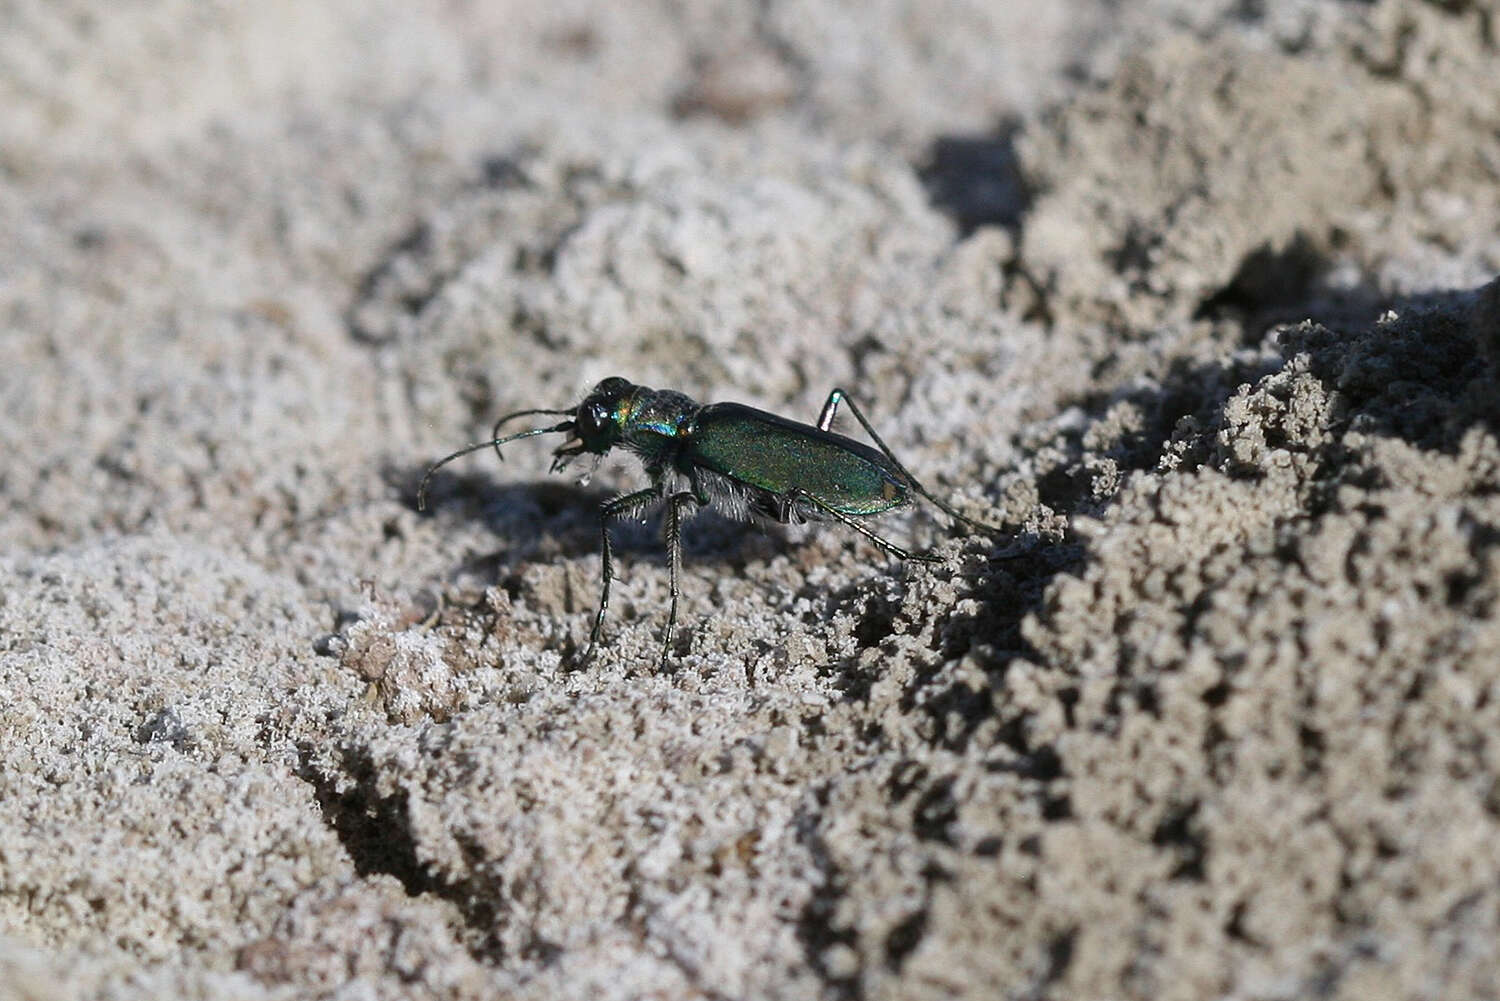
top-left (688, 403), bottom-right (907, 519)
top-left (418, 377), bottom-right (1014, 667)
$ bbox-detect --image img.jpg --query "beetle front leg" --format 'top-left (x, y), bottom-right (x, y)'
top-left (658, 491), bottom-right (698, 669)
top-left (576, 486), bottom-right (661, 667)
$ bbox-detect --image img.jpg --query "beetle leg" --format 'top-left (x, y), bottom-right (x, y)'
top-left (817, 387), bottom-right (1027, 550)
top-left (786, 488), bottom-right (940, 564)
top-left (658, 491), bottom-right (698, 669)
top-left (576, 485), bottom-right (661, 667)
top-left (815, 388), bottom-right (844, 431)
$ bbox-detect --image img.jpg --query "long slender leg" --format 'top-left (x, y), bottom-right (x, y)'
top-left (816, 387), bottom-right (1030, 554)
top-left (815, 390), bottom-right (842, 431)
top-left (787, 488), bottom-right (940, 563)
top-left (658, 491), bottom-right (698, 668)
top-left (576, 486), bottom-right (661, 667)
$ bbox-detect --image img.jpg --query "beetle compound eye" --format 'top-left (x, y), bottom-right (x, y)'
top-left (578, 403), bottom-right (608, 438)
top-left (596, 377), bottom-right (631, 395)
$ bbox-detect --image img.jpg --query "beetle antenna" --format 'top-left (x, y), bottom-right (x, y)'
top-left (491, 408), bottom-right (573, 461)
top-left (417, 420), bottom-right (574, 512)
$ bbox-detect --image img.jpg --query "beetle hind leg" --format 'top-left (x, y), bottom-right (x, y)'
top-left (815, 387), bottom-right (1022, 545)
top-left (787, 488), bottom-right (940, 564)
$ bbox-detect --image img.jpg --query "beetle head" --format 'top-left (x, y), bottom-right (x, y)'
top-left (550, 377), bottom-right (637, 472)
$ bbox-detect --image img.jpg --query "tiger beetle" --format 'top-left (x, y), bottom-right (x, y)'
top-left (418, 377), bottom-right (1018, 668)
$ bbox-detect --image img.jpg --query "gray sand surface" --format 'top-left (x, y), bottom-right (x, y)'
top-left (4, 1), bottom-right (1500, 998)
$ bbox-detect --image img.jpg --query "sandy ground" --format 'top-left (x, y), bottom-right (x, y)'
top-left (3, 1), bottom-right (1499, 998)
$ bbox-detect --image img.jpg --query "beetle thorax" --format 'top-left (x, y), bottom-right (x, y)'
top-left (618, 388), bottom-right (700, 460)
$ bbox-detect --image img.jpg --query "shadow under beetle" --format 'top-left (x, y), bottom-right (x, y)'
top-left (418, 377), bottom-right (1020, 667)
